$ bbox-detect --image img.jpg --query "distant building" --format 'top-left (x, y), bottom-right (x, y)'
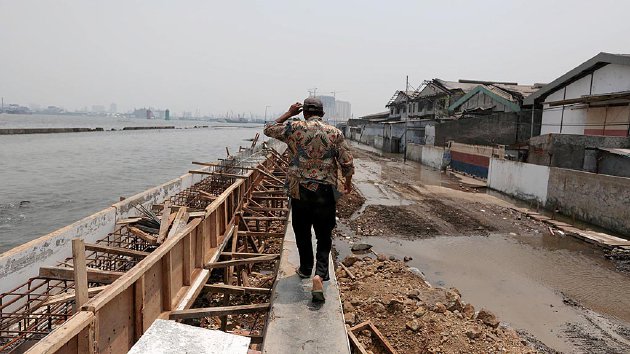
top-left (91, 105), bottom-right (105, 113)
top-left (109, 103), bottom-right (117, 113)
top-left (316, 95), bottom-right (336, 120)
top-left (314, 95), bottom-right (352, 123)
top-left (335, 100), bottom-right (352, 121)
top-left (43, 106), bottom-right (65, 114)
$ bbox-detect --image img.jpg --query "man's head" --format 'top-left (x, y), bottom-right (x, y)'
top-left (303, 97), bottom-right (324, 118)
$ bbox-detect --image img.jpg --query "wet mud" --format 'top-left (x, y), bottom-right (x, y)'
top-left (334, 142), bottom-right (630, 353)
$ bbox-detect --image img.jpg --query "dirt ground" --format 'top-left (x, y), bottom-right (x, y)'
top-left (332, 145), bottom-right (630, 353)
top-left (337, 255), bottom-right (536, 354)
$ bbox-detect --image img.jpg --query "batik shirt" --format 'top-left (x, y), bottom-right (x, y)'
top-left (263, 116), bottom-right (355, 199)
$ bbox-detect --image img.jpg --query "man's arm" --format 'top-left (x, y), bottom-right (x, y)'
top-left (263, 102), bottom-right (303, 142)
top-left (336, 134), bottom-right (355, 193)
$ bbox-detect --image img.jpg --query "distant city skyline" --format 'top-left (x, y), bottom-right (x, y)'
top-left (1, 1), bottom-right (629, 117)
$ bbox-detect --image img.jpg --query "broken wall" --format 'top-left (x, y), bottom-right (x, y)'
top-left (488, 159), bottom-right (549, 204)
top-left (433, 112), bottom-right (534, 147)
top-left (546, 168), bottom-right (630, 236)
top-left (527, 134), bottom-right (630, 171)
top-left (421, 146), bottom-right (445, 169)
top-left (405, 143), bottom-right (423, 162)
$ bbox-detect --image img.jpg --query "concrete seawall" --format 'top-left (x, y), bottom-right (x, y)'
top-left (0, 127), bottom-right (104, 134)
top-left (0, 126), bottom-right (192, 135)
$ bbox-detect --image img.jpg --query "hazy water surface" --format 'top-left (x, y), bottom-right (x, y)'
top-left (0, 117), bottom-right (263, 252)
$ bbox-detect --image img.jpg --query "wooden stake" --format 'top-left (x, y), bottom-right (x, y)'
top-left (72, 239), bottom-right (88, 310)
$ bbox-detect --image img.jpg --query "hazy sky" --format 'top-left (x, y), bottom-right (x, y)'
top-left (1, 1), bottom-right (629, 117)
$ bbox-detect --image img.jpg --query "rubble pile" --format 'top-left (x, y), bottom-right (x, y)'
top-left (338, 256), bottom-right (538, 353)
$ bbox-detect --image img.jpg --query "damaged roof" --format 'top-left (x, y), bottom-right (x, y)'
top-left (448, 83), bottom-right (541, 112)
top-left (524, 52), bottom-right (630, 105)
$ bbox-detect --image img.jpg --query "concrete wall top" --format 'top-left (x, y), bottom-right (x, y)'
top-left (0, 207), bottom-right (117, 294)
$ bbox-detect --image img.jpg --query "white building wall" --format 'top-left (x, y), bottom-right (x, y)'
top-left (541, 63), bottom-right (630, 136)
top-left (592, 63), bottom-right (630, 95)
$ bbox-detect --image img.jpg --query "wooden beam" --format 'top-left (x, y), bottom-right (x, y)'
top-left (84, 243), bottom-right (150, 258)
top-left (41, 286), bottom-right (108, 307)
top-left (189, 170), bottom-right (248, 179)
top-left (242, 216), bottom-right (287, 221)
top-left (157, 202), bottom-right (173, 244)
top-left (134, 276), bottom-right (145, 341)
top-left (129, 227), bottom-right (157, 244)
top-left (198, 190), bottom-right (216, 201)
top-left (183, 234), bottom-right (192, 286)
top-left (169, 303), bottom-right (270, 320)
top-left (166, 207), bottom-right (189, 242)
top-left (192, 161), bottom-right (256, 171)
top-left (116, 217), bottom-right (142, 225)
top-left (39, 266), bottom-right (123, 284)
top-left (348, 330), bottom-right (370, 354)
top-left (221, 252), bottom-right (280, 259)
top-left (203, 284), bottom-right (272, 295)
top-left (72, 239), bottom-right (89, 309)
top-left (23, 311), bottom-right (95, 354)
top-left (162, 251), bottom-right (173, 311)
top-left (237, 231), bottom-right (285, 239)
top-left (205, 255), bottom-right (279, 269)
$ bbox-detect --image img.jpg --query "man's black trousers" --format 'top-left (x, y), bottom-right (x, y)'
top-left (291, 184), bottom-right (336, 281)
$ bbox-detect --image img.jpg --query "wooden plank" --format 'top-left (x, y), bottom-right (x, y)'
top-left (348, 330), bottom-right (370, 354)
top-left (157, 202), bottom-right (173, 243)
top-left (24, 311), bottom-right (95, 354)
top-left (205, 255), bottom-right (279, 269)
top-left (183, 234), bottom-right (192, 286)
top-left (241, 269), bottom-right (251, 287)
top-left (39, 266), bottom-right (123, 284)
top-left (237, 231), bottom-right (285, 238)
top-left (209, 211), bottom-right (218, 248)
top-left (174, 269), bottom-right (210, 311)
top-left (78, 320), bottom-right (95, 354)
top-left (129, 227), bottom-right (157, 244)
top-left (41, 286), bottom-right (108, 307)
top-left (162, 251), bottom-right (173, 311)
top-left (221, 252), bottom-right (280, 258)
top-left (72, 239), bottom-right (89, 309)
top-left (367, 321), bottom-right (397, 354)
top-left (166, 207), bottom-right (190, 241)
top-left (242, 216), bottom-right (287, 221)
top-left (116, 217), bottom-right (142, 225)
top-left (134, 276), bottom-right (145, 341)
top-left (203, 284), bottom-right (271, 295)
top-left (169, 303), bottom-right (270, 320)
top-left (84, 243), bottom-right (150, 258)
top-left (189, 170), bottom-right (248, 179)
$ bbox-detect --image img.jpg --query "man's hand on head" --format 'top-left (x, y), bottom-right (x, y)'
top-left (288, 102), bottom-right (303, 116)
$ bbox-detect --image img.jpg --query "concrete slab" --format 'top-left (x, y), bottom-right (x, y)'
top-left (263, 215), bottom-right (351, 354)
top-left (129, 319), bottom-right (250, 354)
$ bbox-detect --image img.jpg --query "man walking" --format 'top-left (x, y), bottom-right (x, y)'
top-left (264, 98), bottom-right (354, 302)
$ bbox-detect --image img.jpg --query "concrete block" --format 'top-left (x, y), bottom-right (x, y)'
top-left (128, 319), bottom-right (250, 354)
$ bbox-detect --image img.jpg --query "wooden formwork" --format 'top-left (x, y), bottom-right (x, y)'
top-left (13, 144), bottom-right (288, 354)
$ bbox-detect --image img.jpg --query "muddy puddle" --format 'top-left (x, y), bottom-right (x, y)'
top-left (335, 143), bottom-right (630, 353)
